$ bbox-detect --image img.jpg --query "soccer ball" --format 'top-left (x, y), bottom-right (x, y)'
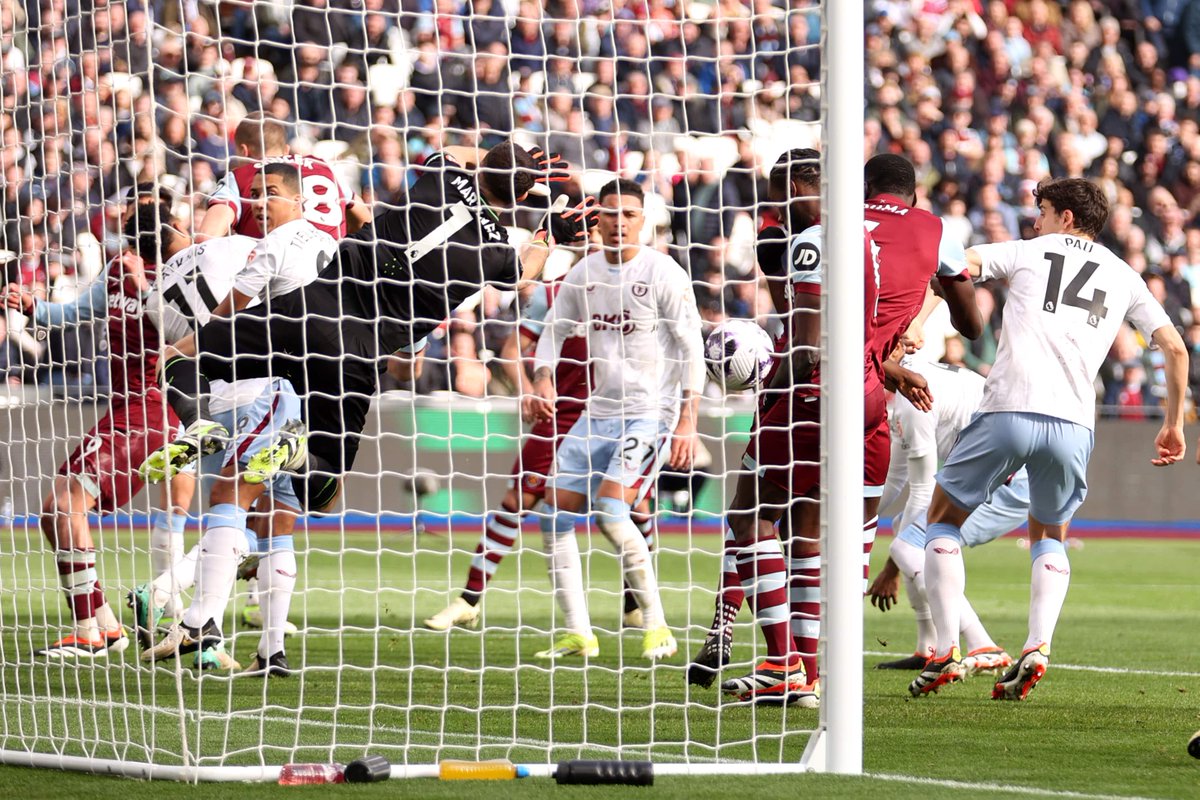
top-left (704, 319), bottom-right (775, 391)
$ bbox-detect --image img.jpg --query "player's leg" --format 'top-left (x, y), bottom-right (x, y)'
top-left (715, 469), bottom-right (799, 702)
top-left (425, 417), bottom-right (562, 631)
top-left (913, 412), bottom-right (1025, 697)
top-left (622, 494), bottom-right (655, 629)
top-left (591, 417), bottom-right (673, 661)
top-left (536, 486), bottom-right (595, 659)
top-left (38, 413), bottom-right (146, 658)
top-left (784, 495), bottom-right (821, 695)
top-left (423, 486), bottom-right (528, 631)
top-left (143, 463), bottom-right (265, 662)
top-left (877, 521), bottom-right (936, 669)
top-left (534, 416), bottom-right (598, 659)
top-left (36, 476), bottom-right (127, 657)
top-left (243, 497), bottom-right (301, 678)
top-left (994, 418), bottom-right (1092, 702)
top-left (149, 471), bottom-right (195, 617)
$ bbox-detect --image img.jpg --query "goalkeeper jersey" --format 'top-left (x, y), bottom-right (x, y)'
top-left (330, 150), bottom-right (520, 356)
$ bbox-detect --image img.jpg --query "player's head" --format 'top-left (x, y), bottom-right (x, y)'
top-left (479, 140), bottom-right (540, 208)
top-left (596, 179), bottom-right (645, 261)
top-left (251, 161), bottom-right (305, 233)
top-left (865, 154), bottom-right (917, 204)
top-left (120, 182), bottom-right (174, 227)
top-left (769, 148), bottom-right (821, 231)
top-left (123, 201), bottom-right (182, 264)
top-left (235, 111), bottom-right (289, 160)
top-left (1032, 177), bottom-right (1109, 238)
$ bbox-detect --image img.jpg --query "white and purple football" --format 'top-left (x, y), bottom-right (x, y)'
top-left (704, 319), bottom-right (775, 392)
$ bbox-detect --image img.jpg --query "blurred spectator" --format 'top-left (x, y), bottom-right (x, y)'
top-left (3, 0), bottom-right (1200, 416)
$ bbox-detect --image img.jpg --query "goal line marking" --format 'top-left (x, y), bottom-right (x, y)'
top-left (864, 650), bottom-right (1200, 679)
top-left (867, 772), bottom-right (1158, 800)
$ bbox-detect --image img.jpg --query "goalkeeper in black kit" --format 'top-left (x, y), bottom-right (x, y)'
top-left (141, 141), bottom-right (597, 512)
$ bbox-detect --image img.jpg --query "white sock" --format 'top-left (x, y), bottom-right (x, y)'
top-left (182, 505), bottom-right (249, 631)
top-left (539, 506), bottom-right (591, 636)
top-left (245, 576), bottom-right (260, 607)
top-left (95, 602), bottom-right (120, 634)
top-left (862, 514), bottom-right (878, 593)
top-left (258, 542), bottom-right (297, 658)
top-left (892, 537), bottom-right (936, 656)
top-left (149, 510), bottom-right (186, 585)
top-left (1026, 539), bottom-right (1071, 652)
top-left (904, 572), bottom-right (936, 658)
top-left (595, 497), bottom-right (665, 630)
top-left (889, 537), bottom-right (925, 578)
top-left (923, 523), bottom-right (966, 656)
top-left (152, 544), bottom-right (199, 616)
top-left (959, 594), bottom-right (996, 652)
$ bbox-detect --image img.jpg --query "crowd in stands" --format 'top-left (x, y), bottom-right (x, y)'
top-left (1, 0), bottom-right (1199, 416)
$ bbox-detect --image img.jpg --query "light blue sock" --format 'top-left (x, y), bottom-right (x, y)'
top-left (926, 521), bottom-right (964, 546)
top-left (1029, 538), bottom-right (1066, 562)
top-left (259, 535), bottom-right (295, 556)
top-left (150, 510), bottom-right (189, 534)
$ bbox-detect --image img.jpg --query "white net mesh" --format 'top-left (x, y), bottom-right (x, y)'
top-left (0, 0), bottom-right (829, 777)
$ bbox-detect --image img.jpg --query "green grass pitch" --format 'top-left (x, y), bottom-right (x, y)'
top-left (0, 527), bottom-right (1195, 798)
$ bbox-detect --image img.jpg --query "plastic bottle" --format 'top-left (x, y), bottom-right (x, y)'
top-left (278, 763), bottom-right (345, 785)
top-left (438, 759), bottom-right (527, 780)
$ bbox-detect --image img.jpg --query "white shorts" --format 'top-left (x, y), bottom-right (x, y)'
top-left (200, 378), bottom-right (303, 511)
top-left (937, 412), bottom-right (1093, 526)
top-left (550, 416), bottom-right (669, 505)
top-left (898, 469), bottom-right (1031, 549)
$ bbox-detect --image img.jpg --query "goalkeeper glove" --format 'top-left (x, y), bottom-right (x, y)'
top-left (527, 147), bottom-right (571, 186)
top-left (550, 197), bottom-right (599, 245)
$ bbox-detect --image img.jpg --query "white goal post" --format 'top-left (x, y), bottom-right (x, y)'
top-left (0, 0), bottom-right (865, 782)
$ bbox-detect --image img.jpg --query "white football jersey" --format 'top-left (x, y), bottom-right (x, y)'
top-left (233, 218), bottom-right (337, 304)
top-left (535, 246), bottom-right (704, 424)
top-left (150, 236), bottom-right (258, 345)
top-left (892, 357), bottom-right (985, 462)
top-left (975, 234), bottom-right (1171, 429)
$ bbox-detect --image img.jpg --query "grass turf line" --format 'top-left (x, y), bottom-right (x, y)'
top-left (0, 531), bottom-right (1193, 798)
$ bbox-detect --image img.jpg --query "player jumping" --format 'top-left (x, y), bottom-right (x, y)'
top-left (912, 177), bottom-right (1188, 701)
top-left (137, 163), bottom-right (337, 672)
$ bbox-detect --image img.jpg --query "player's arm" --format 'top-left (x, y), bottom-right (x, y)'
top-left (518, 233), bottom-right (552, 286)
top-left (499, 326), bottom-right (537, 397)
top-left (933, 229), bottom-right (982, 339)
top-left (215, 239), bottom-right (274, 316)
top-left (387, 341), bottom-right (427, 382)
top-left (903, 283), bottom-right (942, 352)
top-left (882, 361), bottom-right (933, 412)
top-left (528, 279), bottom-right (582, 423)
top-left (765, 289), bottom-right (820, 396)
top-left (197, 203), bottom-right (236, 241)
top-left (345, 200), bottom-right (373, 234)
top-left (1147, 323), bottom-right (1188, 466)
top-left (198, 171), bottom-right (243, 241)
top-left (7, 276), bottom-right (106, 328)
top-left (660, 272), bottom-right (705, 469)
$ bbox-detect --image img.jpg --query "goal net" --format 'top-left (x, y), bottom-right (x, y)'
top-left (0, 0), bottom-right (862, 781)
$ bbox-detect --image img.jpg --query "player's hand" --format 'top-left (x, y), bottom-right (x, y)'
top-left (527, 148), bottom-right (571, 185)
top-left (895, 367), bottom-right (933, 412)
top-left (523, 376), bottom-right (556, 424)
top-left (550, 197), bottom-right (599, 246)
top-left (668, 418), bottom-right (699, 471)
top-left (867, 559), bottom-right (901, 611)
top-left (4, 283), bottom-right (33, 315)
top-left (1151, 424), bottom-right (1185, 466)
